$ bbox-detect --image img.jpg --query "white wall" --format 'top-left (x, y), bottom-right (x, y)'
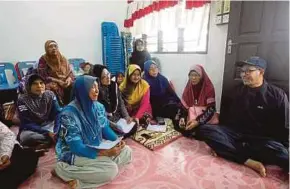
top-left (154, 2), bottom-right (228, 111)
top-left (0, 1), bottom-right (227, 110)
top-left (0, 1), bottom-right (127, 64)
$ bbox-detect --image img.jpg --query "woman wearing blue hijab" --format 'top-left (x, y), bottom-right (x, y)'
top-left (144, 60), bottom-right (186, 123)
top-left (53, 75), bottom-right (132, 189)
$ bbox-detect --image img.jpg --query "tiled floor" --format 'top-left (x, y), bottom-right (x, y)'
top-left (18, 137), bottom-right (289, 189)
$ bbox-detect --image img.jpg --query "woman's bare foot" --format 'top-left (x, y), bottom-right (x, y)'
top-left (244, 159), bottom-right (266, 177)
top-left (51, 169), bottom-right (78, 189)
top-left (67, 180), bottom-right (78, 189)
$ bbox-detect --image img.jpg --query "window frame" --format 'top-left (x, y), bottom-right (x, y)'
top-left (139, 6), bottom-right (211, 54)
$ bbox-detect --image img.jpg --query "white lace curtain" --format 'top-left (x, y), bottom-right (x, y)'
top-left (124, 0), bottom-right (210, 37)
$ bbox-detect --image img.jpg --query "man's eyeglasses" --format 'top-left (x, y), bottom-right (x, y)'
top-left (240, 68), bottom-right (259, 74)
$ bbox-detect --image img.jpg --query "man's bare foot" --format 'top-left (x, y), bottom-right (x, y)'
top-left (244, 159), bottom-right (266, 177)
top-left (51, 169), bottom-right (78, 189)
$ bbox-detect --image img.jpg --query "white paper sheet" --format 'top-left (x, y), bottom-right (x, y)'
top-left (87, 137), bottom-right (123, 150)
top-left (116, 118), bottom-right (135, 133)
top-left (146, 123), bottom-right (167, 132)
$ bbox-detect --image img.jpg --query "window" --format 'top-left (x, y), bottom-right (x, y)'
top-left (183, 4), bottom-right (210, 52)
top-left (135, 4), bottom-right (210, 53)
top-left (162, 29), bottom-right (178, 52)
top-left (146, 31), bottom-right (158, 52)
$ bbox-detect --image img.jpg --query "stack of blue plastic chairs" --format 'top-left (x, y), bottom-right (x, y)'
top-left (121, 32), bottom-right (133, 70)
top-left (101, 22), bottom-right (125, 76)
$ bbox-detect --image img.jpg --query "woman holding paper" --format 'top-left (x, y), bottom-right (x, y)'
top-left (17, 74), bottom-right (62, 150)
top-left (91, 64), bottom-right (138, 137)
top-left (119, 64), bottom-right (153, 125)
top-left (54, 75), bottom-right (132, 189)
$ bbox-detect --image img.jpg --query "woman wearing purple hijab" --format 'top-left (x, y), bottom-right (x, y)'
top-left (143, 60), bottom-right (186, 125)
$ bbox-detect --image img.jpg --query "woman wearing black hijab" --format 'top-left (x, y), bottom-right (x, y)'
top-left (91, 64), bottom-right (138, 138)
top-left (129, 39), bottom-right (151, 72)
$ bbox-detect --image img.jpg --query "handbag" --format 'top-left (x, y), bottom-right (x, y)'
top-left (188, 106), bottom-right (219, 125)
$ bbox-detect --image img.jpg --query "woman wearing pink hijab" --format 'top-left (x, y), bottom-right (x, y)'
top-left (177, 65), bottom-right (218, 136)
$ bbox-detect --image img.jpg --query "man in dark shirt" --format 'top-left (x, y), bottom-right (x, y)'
top-left (195, 57), bottom-right (289, 177)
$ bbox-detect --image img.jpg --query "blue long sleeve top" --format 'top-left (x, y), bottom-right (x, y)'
top-left (18, 94), bottom-right (62, 134)
top-left (55, 111), bottom-right (118, 164)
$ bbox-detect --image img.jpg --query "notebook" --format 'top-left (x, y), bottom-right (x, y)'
top-left (147, 123), bottom-right (167, 132)
top-left (87, 137), bottom-right (123, 150)
top-left (116, 118), bottom-right (135, 133)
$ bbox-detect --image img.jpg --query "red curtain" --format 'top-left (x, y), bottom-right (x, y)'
top-left (185, 0), bottom-right (210, 9)
top-left (124, 0), bottom-right (208, 28)
top-left (124, 18), bottom-right (133, 28)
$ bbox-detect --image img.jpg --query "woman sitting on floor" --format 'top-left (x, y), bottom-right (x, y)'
top-left (54, 75), bottom-right (132, 189)
top-left (80, 62), bottom-right (92, 75)
top-left (119, 64), bottom-right (152, 125)
top-left (19, 66), bottom-right (38, 94)
top-left (143, 60), bottom-right (187, 122)
top-left (115, 71), bottom-right (125, 86)
top-left (17, 74), bottom-right (61, 149)
top-left (38, 40), bottom-right (75, 106)
top-left (176, 65), bottom-right (218, 136)
top-left (91, 64), bottom-right (138, 137)
top-left (0, 121), bottom-right (44, 189)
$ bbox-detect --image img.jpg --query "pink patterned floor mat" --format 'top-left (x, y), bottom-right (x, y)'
top-left (17, 137), bottom-right (288, 189)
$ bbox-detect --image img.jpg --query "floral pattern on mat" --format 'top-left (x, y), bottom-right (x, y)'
top-left (130, 118), bottom-right (182, 150)
top-left (8, 126), bottom-right (287, 189)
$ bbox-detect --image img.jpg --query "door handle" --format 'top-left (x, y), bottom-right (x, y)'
top-left (228, 39), bottom-right (238, 46)
top-left (227, 39), bottom-right (238, 54)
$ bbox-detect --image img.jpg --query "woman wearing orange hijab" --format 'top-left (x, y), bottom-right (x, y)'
top-left (37, 40), bottom-right (75, 106)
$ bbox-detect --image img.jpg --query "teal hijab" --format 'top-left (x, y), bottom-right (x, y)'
top-left (62, 75), bottom-right (108, 146)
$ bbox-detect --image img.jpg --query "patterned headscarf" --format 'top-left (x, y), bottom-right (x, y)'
top-left (61, 76), bottom-right (108, 146)
top-left (42, 40), bottom-right (72, 80)
top-left (18, 74), bottom-right (55, 124)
